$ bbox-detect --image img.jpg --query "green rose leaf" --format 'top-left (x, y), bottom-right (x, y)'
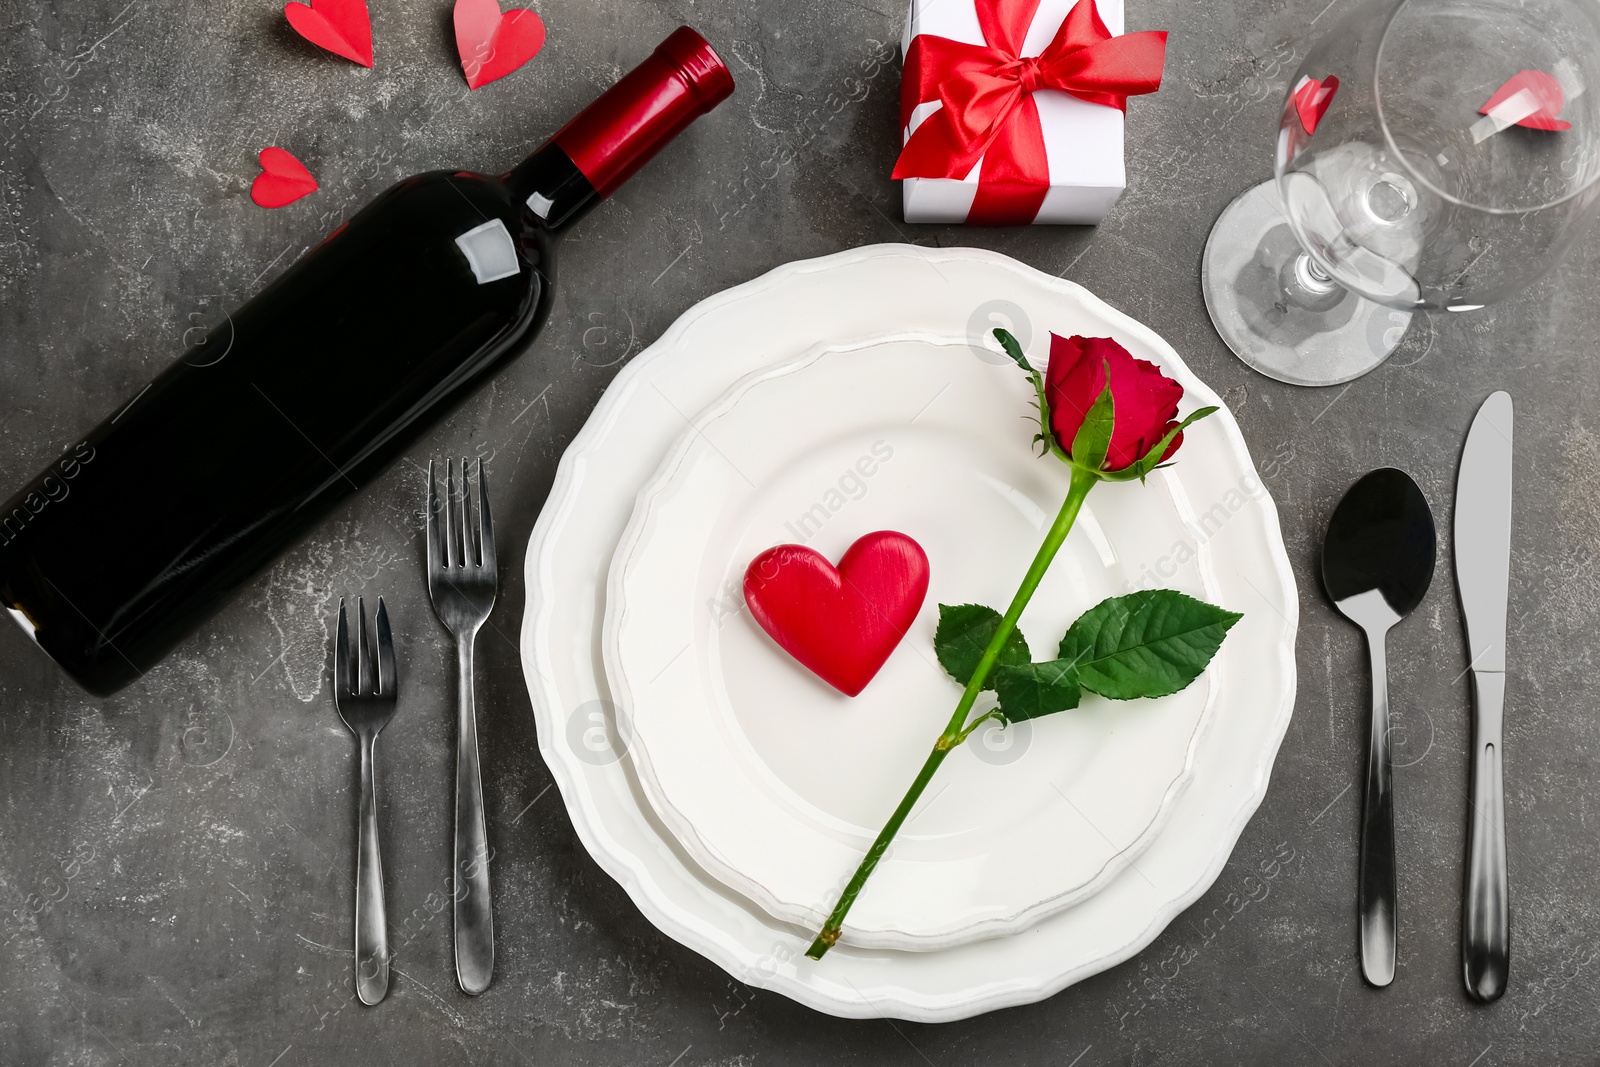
top-left (993, 328), bottom-right (1067, 462)
top-left (1069, 366), bottom-right (1115, 472)
top-left (992, 327), bottom-right (1034, 375)
top-left (935, 603), bottom-right (1031, 689)
top-left (1058, 590), bottom-right (1242, 700)
top-left (993, 660), bottom-right (1083, 722)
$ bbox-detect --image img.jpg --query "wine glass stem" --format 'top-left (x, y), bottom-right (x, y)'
top-left (1282, 252), bottom-right (1345, 312)
top-left (1302, 255), bottom-right (1337, 289)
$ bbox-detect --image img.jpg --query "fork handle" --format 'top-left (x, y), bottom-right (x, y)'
top-left (355, 735), bottom-right (389, 1005)
top-left (453, 634), bottom-right (494, 995)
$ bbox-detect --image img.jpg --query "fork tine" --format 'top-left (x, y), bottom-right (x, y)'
top-left (477, 457), bottom-right (495, 573)
top-left (375, 597), bottom-right (395, 697)
top-left (459, 457), bottom-right (475, 568)
top-left (335, 596), bottom-right (349, 697)
top-left (446, 457), bottom-right (460, 569)
top-left (427, 459), bottom-right (441, 574)
top-left (356, 596), bottom-right (371, 697)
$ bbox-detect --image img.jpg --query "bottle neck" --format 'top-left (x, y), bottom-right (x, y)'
top-left (504, 27), bottom-right (734, 235)
top-left (505, 142), bottom-right (599, 235)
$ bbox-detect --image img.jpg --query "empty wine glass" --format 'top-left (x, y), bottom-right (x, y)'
top-left (1202, 0), bottom-right (1600, 386)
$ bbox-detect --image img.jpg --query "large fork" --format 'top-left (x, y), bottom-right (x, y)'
top-left (333, 596), bottom-right (398, 1006)
top-left (425, 458), bottom-right (497, 996)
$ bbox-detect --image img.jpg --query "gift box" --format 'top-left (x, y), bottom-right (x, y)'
top-left (896, 0), bottom-right (1166, 225)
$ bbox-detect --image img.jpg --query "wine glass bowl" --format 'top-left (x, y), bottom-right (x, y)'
top-left (1204, 0), bottom-right (1600, 385)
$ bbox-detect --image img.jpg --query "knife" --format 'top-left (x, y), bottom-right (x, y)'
top-left (1454, 390), bottom-right (1513, 1003)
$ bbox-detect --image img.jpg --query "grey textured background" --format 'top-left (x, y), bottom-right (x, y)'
top-left (2, 0), bottom-right (1597, 1062)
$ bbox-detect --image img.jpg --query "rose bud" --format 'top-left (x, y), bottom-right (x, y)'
top-left (1045, 333), bottom-right (1185, 472)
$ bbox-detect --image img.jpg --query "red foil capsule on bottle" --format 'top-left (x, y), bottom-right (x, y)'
top-left (550, 26), bottom-right (736, 198)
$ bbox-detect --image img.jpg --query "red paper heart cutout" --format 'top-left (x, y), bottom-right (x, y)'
top-left (453, 0), bottom-right (547, 90)
top-left (744, 532), bottom-right (930, 697)
top-left (283, 0), bottom-right (373, 67)
top-left (250, 147), bottom-right (318, 208)
top-left (1479, 69), bottom-right (1571, 131)
top-left (1293, 75), bottom-right (1339, 135)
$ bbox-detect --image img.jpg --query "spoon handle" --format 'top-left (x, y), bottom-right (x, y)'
top-left (1359, 627), bottom-right (1397, 987)
top-left (1463, 669), bottom-right (1509, 1002)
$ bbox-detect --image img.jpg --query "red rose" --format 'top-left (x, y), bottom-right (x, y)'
top-left (1046, 333), bottom-right (1185, 472)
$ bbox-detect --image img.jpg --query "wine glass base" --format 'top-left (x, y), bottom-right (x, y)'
top-left (1201, 180), bottom-right (1412, 387)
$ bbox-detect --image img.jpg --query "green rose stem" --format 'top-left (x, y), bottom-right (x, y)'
top-left (805, 466), bottom-right (1099, 960)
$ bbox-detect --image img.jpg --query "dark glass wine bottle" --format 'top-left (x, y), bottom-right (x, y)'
top-left (0, 27), bottom-right (733, 696)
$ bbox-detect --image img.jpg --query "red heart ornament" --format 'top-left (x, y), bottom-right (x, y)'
top-left (1479, 69), bottom-right (1571, 131)
top-left (250, 147), bottom-right (318, 208)
top-left (743, 532), bottom-right (930, 697)
top-left (1293, 75), bottom-right (1338, 135)
top-left (283, 0), bottom-right (373, 67)
top-left (453, 0), bottom-right (547, 90)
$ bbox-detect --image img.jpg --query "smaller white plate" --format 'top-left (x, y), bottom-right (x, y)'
top-left (604, 334), bottom-right (1223, 950)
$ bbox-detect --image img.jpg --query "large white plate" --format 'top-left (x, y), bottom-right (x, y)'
top-left (604, 335), bottom-right (1222, 949)
top-left (521, 244), bottom-right (1298, 1021)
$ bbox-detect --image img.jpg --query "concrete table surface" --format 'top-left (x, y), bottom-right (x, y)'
top-left (3, 0), bottom-right (1599, 1063)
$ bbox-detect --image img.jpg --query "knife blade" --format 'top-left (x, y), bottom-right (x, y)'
top-left (1454, 389), bottom-right (1513, 1003)
top-left (1456, 391), bottom-right (1513, 672)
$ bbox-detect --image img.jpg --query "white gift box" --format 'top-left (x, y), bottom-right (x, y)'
top-left (900, 0), bottom-right (1127, 224)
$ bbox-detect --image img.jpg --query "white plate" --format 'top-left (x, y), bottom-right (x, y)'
top-left (521, 244), bottom-right (1298, 1021)
top-left (605, 335), bottom-right (1222, 949)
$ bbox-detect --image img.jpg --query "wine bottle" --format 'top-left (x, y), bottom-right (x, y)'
top-left (0, 27), bottom-right (734, 696)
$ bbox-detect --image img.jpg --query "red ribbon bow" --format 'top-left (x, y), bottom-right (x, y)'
top-left (894, 0), bottom-right (1167, 225)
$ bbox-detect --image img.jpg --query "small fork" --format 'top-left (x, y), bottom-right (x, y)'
top-left (333, 595), bottom-right (398, 1007)
top-left (425, 458), bottom-right (497, 996)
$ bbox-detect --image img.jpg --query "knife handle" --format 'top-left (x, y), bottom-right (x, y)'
top-left (1463, 669), bottom-right (1509, 1003)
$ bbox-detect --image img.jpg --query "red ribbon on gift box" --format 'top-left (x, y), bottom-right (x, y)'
top-left (893, 0), bottom-right (1167, 225)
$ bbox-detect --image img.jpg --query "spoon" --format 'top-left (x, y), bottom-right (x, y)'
top-left (1322, 467), bottom-right (1436, 988)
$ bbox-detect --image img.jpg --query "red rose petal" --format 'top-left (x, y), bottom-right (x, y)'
top-left (250, 147), bottom-right (318, 209)
top-left (1046, 333), bottom-right (1184, 472)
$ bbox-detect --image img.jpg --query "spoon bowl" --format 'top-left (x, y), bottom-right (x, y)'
top-left (1321, 467), bottom-right (1436, 989)
top-left (1324, 468), bottom-right (1437, 618)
